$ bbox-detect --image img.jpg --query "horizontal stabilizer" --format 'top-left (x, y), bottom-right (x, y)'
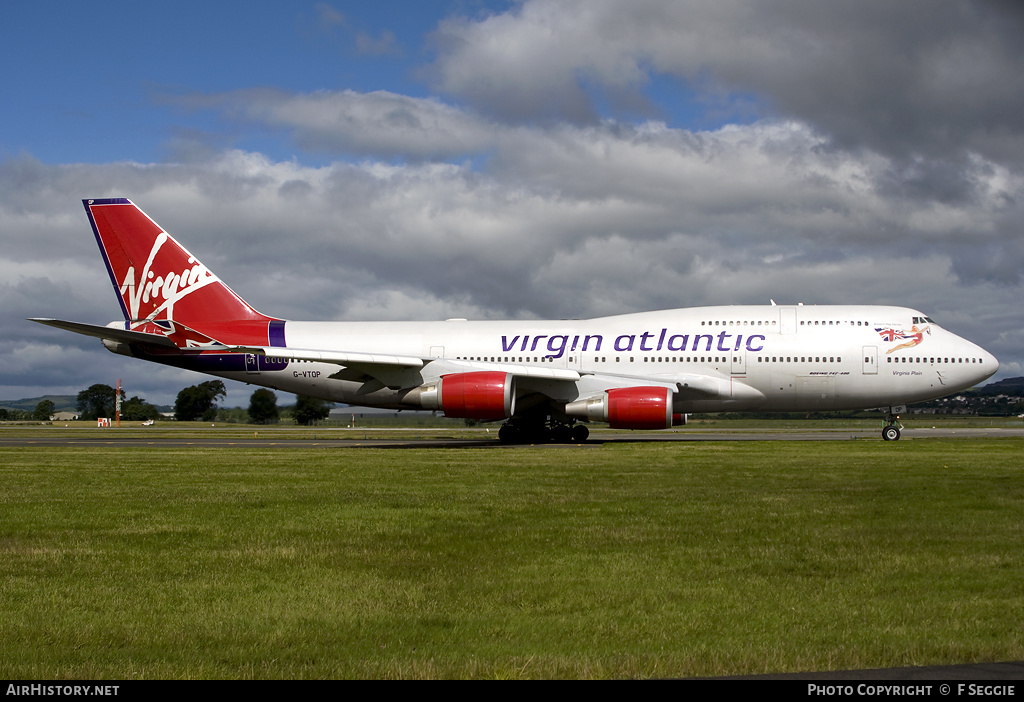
top-left (29, 318), bottom-right (179, 348)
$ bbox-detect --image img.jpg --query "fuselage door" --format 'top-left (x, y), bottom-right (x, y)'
top-left (862, 346), bottom-right (878, 375)
top-left (731, 351), bottom-right (747, 375)
top-left (780, 307), bottom-right (797, 334)
top-left (245, 353), bottom-right (260, 374)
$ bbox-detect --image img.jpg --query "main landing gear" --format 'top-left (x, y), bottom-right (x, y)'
top-left (882, 410), bottom-right (903, 441)
top-left (498, 417), bottom-right (589, 444)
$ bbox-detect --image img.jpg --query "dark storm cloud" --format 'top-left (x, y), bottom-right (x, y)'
top-left (430, 0), bottom-right (1024, 166)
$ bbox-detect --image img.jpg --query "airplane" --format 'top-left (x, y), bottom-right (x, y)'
top-left (31, 198), bottom-right (999, 443)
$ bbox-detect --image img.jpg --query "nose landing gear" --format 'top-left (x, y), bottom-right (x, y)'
top-left (882, 410), bottom-right (903, 441)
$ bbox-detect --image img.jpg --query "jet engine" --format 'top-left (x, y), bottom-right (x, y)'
top-left (565, 386), bottom-right (684, 430)
top-left (418, 371), bottom-right (516, 420)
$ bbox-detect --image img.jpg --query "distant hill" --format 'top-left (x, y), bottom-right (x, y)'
top-left (0, 394), bottom-right (172, 414)
top-left (0, 395), bottom-right (78, 413)
top-left (965, 376), bottom-right (1024, 397)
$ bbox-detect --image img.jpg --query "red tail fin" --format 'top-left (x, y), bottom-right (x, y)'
top-left (84, 198), bottom-right (283, 347)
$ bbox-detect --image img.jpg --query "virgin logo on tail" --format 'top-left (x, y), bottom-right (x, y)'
top-left (119, 231), bottom-right (220, 323)
top-left (86, 199), bottom-right (278, 345)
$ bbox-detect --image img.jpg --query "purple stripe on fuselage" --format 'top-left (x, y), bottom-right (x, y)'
top-left (269, 320), bottom-right (286, 348)
top-left (133, 350), bottom-right (248, 373)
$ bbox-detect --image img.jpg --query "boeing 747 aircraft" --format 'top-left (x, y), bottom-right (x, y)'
top-left (32, 198), bottom-right (998, 442)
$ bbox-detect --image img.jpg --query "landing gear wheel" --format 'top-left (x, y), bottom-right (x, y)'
top-left (551, 424), bottom-right (573, 444)
top-left (499, 418), bottom-right (551, 444)
top-left (533, 425), bottom-right (553, 444)
top-left (499, 418), bottom-right (588, 444)
top-left (498, 423), bottom-right (520, 444)
top-left (882, 408), bottom-right (904, 441)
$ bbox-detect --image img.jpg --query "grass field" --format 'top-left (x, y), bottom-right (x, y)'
top-left (1, 430), bottom-right (1023, 678)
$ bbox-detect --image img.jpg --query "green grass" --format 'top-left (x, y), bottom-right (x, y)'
top-left (1, 439), bottom-right (1023, 678)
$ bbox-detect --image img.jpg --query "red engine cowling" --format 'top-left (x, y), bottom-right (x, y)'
top-left (422, 371), bottom-right (516, 420)
top-left (606, 387), bottom-right (674, 429)
top-left (566, 386), bottom-right (678, 429)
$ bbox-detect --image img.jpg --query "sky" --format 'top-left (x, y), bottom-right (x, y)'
top-left (3, 0), bottom-right (1023, 408)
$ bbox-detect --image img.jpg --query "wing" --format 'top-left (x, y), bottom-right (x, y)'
top-left (241, 345), bottom-right (582, 388)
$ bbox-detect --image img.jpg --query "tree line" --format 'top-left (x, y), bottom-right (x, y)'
top-left (173, 382), bottom-right (331, 424)
top-left (1, 383), bottom-right (332, 425)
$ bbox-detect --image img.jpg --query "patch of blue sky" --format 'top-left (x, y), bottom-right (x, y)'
top-left (568, 64), bottom-right (766, 135)
top-left (0, 1), bottom-right (512, 165)
top-left (2, 1), bottom-right (761, 166)
top-left (641, 71), bottom-right (766, 132)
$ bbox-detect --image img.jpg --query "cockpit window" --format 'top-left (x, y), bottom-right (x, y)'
top-left (912, 316), bottom-right (937, 325)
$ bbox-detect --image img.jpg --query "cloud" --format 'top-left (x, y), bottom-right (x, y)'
top-left (177, 88), bottom-right (499, 161)
top-left (428, 0), bottom-right (1024, 166)
top-left (3, 111), bottom-right (1019, 336)
top-left (174, 87), bottom-right (1024, 283)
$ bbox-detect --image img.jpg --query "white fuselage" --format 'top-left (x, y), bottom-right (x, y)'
top-left (201, 304), bottom-right (997, 415)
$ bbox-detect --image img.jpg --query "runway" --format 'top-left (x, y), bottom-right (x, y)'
top-left (3, 425), bottom-right (1022, 448)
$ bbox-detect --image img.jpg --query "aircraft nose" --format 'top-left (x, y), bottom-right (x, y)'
top-left (986, 350), bottom-right (999, 374)
top-left (977, 347), bottom-right (999, 383)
